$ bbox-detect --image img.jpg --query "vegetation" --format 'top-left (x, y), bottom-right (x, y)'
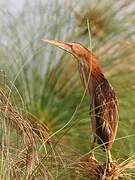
top-left (0, 0), bottom-right (135, 179)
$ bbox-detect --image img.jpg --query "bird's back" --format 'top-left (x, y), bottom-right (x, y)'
top-left (94, 79), bottom-right (119, 150)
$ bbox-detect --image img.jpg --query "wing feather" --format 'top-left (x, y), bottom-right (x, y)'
top-left (94, 79), bottom-right (119, 149)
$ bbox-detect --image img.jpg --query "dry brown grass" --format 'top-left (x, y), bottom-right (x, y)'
top-left (34, 146), bottom-right (135, 179)
top-left (68, 154), bottom-right (135, 180)
top-left (0, 73), bottom-right (51, 178)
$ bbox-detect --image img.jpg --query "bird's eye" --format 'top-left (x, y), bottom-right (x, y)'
top-left (70, 44), bottom-right (76, 53)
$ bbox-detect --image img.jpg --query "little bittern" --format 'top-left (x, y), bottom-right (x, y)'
top-left (43, 39), bottom-right (119, 167)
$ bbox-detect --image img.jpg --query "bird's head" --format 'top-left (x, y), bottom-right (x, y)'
top-left (42, 39), bottom-right (104, 84)
top-left (42, 39), bottom-right (90, 62)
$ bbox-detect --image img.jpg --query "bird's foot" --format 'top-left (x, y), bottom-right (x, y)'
top-left (88, 152), bottom-right (98, 163)
top-left (106, 160), bottom-right (117, 172)
top-left (107, 162), bottom-right (112, 172)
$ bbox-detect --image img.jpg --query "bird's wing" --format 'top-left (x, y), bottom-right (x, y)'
top-left (94, 79), bottom-right (119, 148)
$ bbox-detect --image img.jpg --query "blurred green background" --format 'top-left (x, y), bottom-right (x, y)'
top-left (0, 0), bottom-right (135, 177)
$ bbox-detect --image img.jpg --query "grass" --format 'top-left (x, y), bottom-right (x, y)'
top-left (0, 0), bottom-right (135, 179)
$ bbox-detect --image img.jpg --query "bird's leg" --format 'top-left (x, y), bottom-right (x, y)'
top-left (107, 150), bottom-right (112, 163)
top-left (88, 135), bottom-right (97, 162)
top-left (107, 150), bottom-right (112, 171)
top-left (89, 141), bottom-right (95, 157)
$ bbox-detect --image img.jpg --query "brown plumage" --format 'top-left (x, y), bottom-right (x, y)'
top-left (43, 39), bottom-right (119, 164)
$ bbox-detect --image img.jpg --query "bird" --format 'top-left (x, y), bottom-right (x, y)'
top-left (42, 39), bottom-right (119, 168)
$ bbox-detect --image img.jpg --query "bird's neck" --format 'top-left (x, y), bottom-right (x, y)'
top-left (84, 52), bottom-right (105, 86)
top-left (77, 62), bottom-right (104, 98)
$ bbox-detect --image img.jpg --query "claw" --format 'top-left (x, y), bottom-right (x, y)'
top-left (88, 152), bottom-right (98, 162)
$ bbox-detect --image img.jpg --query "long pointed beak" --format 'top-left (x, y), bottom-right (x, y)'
top-left (42, 39), bottom-right (73, 53)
